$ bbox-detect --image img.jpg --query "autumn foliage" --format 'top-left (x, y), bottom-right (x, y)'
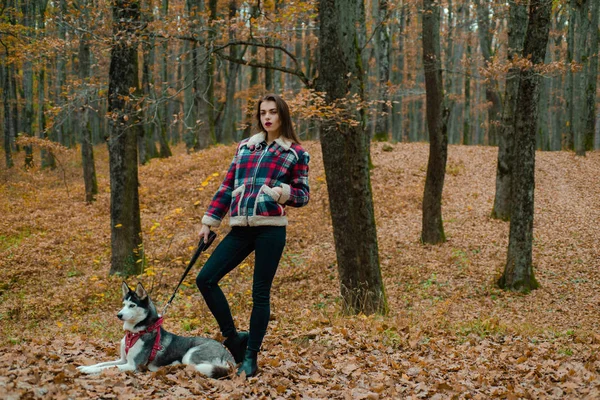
top-left (1, 143), bottom-right (600, 398)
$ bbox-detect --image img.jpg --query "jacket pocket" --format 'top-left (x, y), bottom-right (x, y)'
top-left (254, 185), bottom-right (284, 217)
top-left (230, 185), bottom-right (245, 217)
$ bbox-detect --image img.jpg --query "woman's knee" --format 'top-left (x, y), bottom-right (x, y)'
top-left (251, 287), bottom-right (271, 306)
top-left (196, 271), bottom-right (213, 292)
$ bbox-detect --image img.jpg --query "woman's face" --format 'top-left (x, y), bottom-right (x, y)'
top-left (260, 100), bottom-right (281, 136)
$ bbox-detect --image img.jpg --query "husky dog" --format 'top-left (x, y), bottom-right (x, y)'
top-left (77, 282), bottom-right (234, 378)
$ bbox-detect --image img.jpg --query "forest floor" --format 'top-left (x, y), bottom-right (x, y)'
top-left (0, 141), bottom-right (599, 399)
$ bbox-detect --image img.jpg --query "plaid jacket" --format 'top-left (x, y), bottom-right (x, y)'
top-left (202, 132), bottom-right (310, 227)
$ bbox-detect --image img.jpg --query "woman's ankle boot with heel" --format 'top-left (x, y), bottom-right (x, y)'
top-left (223, 331), bottom-right (249, 364)
top-left (237, 349), bottom-right (258, 377)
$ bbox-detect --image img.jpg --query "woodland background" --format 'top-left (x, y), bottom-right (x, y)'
top-left (1, 0), bottom-right (600, 398)
top-left (1, 0), bottom-right (599, 158)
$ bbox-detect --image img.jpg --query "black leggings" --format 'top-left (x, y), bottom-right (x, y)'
top-left (196, 226), bottom-right (286, 353)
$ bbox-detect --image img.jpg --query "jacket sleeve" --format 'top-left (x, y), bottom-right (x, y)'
top-left (277, 150), bottom-right (310, 207)
top-left (202, 154), bottom-right (237, 227)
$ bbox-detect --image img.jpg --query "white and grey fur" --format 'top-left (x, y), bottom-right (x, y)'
top-left (77, 282), bottom-right (234, 378)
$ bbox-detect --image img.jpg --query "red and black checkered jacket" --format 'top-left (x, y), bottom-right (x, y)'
top-left (201, 132), bottom-right (310, 227)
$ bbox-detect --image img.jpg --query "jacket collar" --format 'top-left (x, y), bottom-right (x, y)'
top-left (247, 132), bottom-right (292, 151)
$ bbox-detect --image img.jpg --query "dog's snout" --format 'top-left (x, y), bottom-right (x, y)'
top-left (117, 313), bottom-right (123, 320)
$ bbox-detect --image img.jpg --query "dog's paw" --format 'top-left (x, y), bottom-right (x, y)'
top-left (117, 364), bottom-right (137, 372)
top-left (77, 365), bottom-right (101, 374)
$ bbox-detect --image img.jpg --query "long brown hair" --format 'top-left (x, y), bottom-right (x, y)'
top-left (255, 94), bottom-right (300, 144)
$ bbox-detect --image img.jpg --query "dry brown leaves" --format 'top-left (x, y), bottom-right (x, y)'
top-left (1, 142), bottom-right (599, 399)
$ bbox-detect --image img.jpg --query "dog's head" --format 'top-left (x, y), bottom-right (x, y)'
top-left (118, 282), bottom-right (153, 328)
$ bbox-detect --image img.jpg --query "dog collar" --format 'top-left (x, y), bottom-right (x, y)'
top-left (124, 316), bottom-right (164, 363)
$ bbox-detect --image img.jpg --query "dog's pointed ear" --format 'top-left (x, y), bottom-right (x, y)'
top-left (135, 282), bottom-right (148, 300)
top-left (122, 282), bottom-right (131, 298)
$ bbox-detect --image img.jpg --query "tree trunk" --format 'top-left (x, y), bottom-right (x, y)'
top-left (550, 29), bottom-right (563, 151)
top-left (242, 4), bottom-right (261, 140)
top-left (34, 0), bottom-right (55, 169)
top-left (9, 61), bottom-right (19, 153)
top-left (317, 0), bottom-right (387, 315)
top-left (499, 0), bottom-right (552, 293)
top-left (356, 0), bottom-right (368, 76)
top-left (444, 0), bottom-right (454, 100)
top-left (22, 63), bottom-right (34, 167)
top-left (196, 0), bottom-right (217, 149)
top-left (140, 0), bottom-right (158, 162)
top-left (447, 4), bottom-right (466, 144)
top-left (421, 0), bottom-right (449, 245)
top-left (243, 4), bottom-right (260, 140)
top-left (39, 63), bottom-right (55, 168)
top-left (474, 0), bottom-right (503, 146)
top-left (53, 0), bottom-right (68, 146)
top-left (220, 0), bottom-right (243, 144)
top-left (550, 11), bottom-right (567, 151)
top-left (78, 0), bottom-right (98, 203)
top-left (573, 0), bottom-right (591, 156)
top-left (537, 48), bottom-right (551, 150)
top-left (141, 41), bottom-right (158, 162)
top-left (491, 1), bottom-right (528, 221)
top-left (22, 0), bottom-right (34, 168)
top-left (2, 63), bottom-right (14, 169)
top-left (158, 0), bottom-right (169, 150)
top-left (264, 48), bottom-right (273, 91)
top-left (462, 18), bottom-right (471, 146)
top-left (478, 81), bottom-right (486, 144)
top-left (584, 0), bottom-right (599, 153)
top-left (409, 99), bottom-right (418, 142)
top-left (67, 47), bottom-right (78, 148)
top-left (273, 0), bottom-right (283, 93)
top-left (443, 0), bottom-right (456, 144)
top-left (373, 0), bottom-right (391, 141)
top-left (156, 0), bottom-right (173, 157)
top-left (183, 0), bottom-right (198, 150)
top-left (108, 0), bottom-right (144, 276)
top-left (391, 3), bottom-right (407, 142)
top-left (565, 0), bottom-right (576, 150)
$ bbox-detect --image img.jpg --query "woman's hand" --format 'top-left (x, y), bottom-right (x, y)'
top-left (199, 224), bottom-right (212, 244)
top-left (272, 186), bottom-right (283, 196)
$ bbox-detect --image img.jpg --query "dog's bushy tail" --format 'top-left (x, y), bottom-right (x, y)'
top-left (211, 365), bottom-right (231, 379)
top-left (195, 363), bottom-right (231, 379)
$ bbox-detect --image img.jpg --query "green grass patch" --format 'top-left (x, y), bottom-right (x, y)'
top-left (421, 273), bottom-right (437, 288)
top-left (381, 328), bottom-right (403, 348)
top-left (455, 317), bottom-right (506, 339)
top-left (0, 228), bottom-right (33, 252)
top-left (446, 161), bottom-right (465, 176)
top-left (67, 269), bottom-right (83, 278)
top-left (181, 318), bottom-right (201, 332)
top-left (451, 249), bottom-right (470, 269)
top-left (558, 347), bottom-right (573, 356)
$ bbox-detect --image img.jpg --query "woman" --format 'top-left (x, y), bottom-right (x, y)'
top-left (196, 94), bottom-right (310, 377)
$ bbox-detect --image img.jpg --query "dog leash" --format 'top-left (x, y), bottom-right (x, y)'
top-left (161, 230), bottom-right (217, 316)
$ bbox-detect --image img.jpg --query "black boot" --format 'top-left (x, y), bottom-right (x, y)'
top-left (237, 349), bottom-right (258, 378)
top-left (223, 331), bottom-right (249, 363)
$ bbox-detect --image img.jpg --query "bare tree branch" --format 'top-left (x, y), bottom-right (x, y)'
top-left (214, 50), bottom-right (311, 88)
top-left (213, 40), bottom-right (301, 67)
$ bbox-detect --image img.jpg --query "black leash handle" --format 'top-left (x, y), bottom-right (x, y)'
top-left (162, 230), bottom-right (217, 315)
